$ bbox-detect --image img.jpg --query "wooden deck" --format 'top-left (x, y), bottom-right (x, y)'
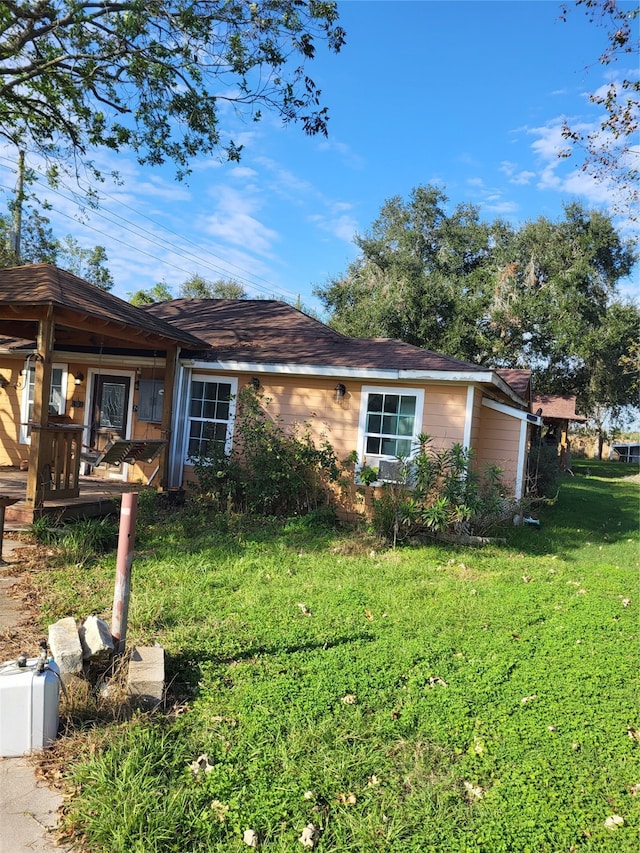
top-left (0, 467), bottom-right (143, 527)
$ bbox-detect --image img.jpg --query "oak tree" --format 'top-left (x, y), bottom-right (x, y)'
top-left (0, 1), bottom-right (345, 184)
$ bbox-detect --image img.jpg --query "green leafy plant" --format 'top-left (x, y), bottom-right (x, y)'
top-left (369, 435), bottom-right (510, 543)
top-left (190, 384), bottom-right (340, 517)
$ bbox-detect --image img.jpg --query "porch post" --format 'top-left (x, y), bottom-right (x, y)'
top-left (26, 307), bottom-right (55, 511)
top-left (159, 345), bottom-right (177, 490)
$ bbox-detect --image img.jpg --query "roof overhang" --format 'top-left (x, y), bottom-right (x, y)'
top-left (181, 358), bottom-right (527, 406)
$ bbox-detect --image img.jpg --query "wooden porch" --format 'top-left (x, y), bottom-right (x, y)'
top-left (0, 466), bottom-right (143, 527)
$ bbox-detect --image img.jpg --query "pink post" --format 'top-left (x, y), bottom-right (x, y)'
top-left (111, 492), bottom-right (138, 655)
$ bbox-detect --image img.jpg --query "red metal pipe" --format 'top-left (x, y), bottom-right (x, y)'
top-left (111, 492), bottom-right (138, 655)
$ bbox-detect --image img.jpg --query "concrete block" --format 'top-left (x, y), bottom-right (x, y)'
top-left (48, 617), bottom-right (83, 681)
top-left (79, 615), bottom-right (114, 662)
top-left (127, 645), bottom-right (164, 711)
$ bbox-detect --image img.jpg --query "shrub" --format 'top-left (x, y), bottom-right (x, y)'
top-left (368, 435), bottom-right (510, 544)
top-left (527, 442), bottom-right (562, 498)
top-left (190, 385), bottom-right (340, 517)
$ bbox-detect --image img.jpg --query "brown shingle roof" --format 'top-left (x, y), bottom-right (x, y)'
top-left (497, 369), bottom-right (532, 401)
top-left (145, 299), bottom-right (489, 373)
top-left (532, 394), bottom-right (587, 422)
top-left (0, 264), bottom-right (205, 347)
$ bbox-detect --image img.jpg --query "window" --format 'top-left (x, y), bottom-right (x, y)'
top-left (20, 363), bottom-right (68, 443)
top-left (137, 379), bottom-right (164, 423)
top-left (185, 376), bottom-right (236, 460)
top-left (358, 386), bottom-right (424, 477)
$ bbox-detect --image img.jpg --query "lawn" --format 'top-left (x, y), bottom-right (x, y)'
top-left (33, 460), bottom-right (639, 852)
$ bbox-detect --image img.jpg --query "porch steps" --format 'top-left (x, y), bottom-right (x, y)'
top-left (4, 496), bottom-right (120, 527)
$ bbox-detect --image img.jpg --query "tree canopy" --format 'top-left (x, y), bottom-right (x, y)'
top-left (315, 184), bottom-right (639, 427)
top-left (560, 0), bottom-right (639, 217)
top-left (0, 1), bottom-right (345, 183)
top-left (0, 206), bottom-right (114, 289)
top-left (128, 273), bottom-right (248, 304)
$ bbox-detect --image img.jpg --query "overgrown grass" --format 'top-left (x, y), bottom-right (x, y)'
top-left (32, 461), bottom-right (639, 852)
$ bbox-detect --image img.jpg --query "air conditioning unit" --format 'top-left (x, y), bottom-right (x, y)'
top-left (377, 459), bottom-right (404, 483)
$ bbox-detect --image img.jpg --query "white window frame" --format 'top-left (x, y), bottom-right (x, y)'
top-left (20, 361), bottom-right (68, 445)
top-left (356, 385), bottom-right (425, 483)
top-left (184, 374), bottom-right (238, 464)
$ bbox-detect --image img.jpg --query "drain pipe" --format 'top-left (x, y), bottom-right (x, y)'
top-left (111, 492), bottom-right (138, 655)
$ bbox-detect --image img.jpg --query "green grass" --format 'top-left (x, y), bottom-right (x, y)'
top-left (34, 461), bottom-right (639, 852)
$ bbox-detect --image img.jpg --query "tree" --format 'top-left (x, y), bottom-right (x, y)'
top-left (0, 206), bottom-right (114, 289)
top-left (317, 186), bottom-right (638, 433)
top-left (560, 0), bottom-right (639, 217)
top-left (57, 237), bottom-right (114, 291)
top-left (577, 300), bottom-right (640, 457)
top-left (0, 1), bottom-right (345, 187)
top-left (179, 274), bottom-right (248, 299)
top-left (314, 185), bottom-right (504, 363)
top-left (129, 281), bottom-right (175, 305)
top-left (487, 202), bottom-right (636, 383)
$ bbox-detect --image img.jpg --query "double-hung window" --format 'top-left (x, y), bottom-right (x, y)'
top-left (358, 386), bottom-right (424, 480)
top-left (185, 375), bottom-right (237, 460)
top-left (20, 362), bottom-right (68, 444)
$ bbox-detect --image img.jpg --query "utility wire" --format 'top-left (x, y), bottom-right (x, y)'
top-left (0, 157), bottom-right (301, 302)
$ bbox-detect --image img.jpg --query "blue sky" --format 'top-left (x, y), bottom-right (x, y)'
top-left (1, 0), bottom-right (638, 312)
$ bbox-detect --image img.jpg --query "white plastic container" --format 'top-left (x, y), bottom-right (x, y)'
top-left (0, 657), bottom-right (60, 756)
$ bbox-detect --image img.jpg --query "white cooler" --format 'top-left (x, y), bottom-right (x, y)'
top-left (0, 657), bottom-right (60, 757)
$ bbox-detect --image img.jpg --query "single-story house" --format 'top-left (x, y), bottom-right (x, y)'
top-left (0, 264), bottom-right (542, 523)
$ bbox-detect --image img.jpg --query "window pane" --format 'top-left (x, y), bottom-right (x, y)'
top-left (396, 438), bottom-right (412, 456)
top-left (219, 384), bottom-right (231, 401)
top-left (367, 413), bottom-right (382, 433)
top-left (382, 414), bottom-right (397, 435)
top-left (366, 436), bottom-right (381, 455)
top-left (202, 400), bottom-right (217, 419)
top-left (381, 437), bottom-right (397, 455)
top-left (383, 395), bottom-right (399, 413)
top-left (216, 401), bottom-right (229, 420)
top-left (398, 415), bottom-right (414, 436)
top-left (368, 394), bottom-right (383, 413)
top-left (399, 396), bottom-right (416, 415)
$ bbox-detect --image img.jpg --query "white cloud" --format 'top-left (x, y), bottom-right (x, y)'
top-left (201, 186), bottom-right (279, 257)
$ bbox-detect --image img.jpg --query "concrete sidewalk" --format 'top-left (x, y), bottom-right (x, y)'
top-left (0, 538), bottom-right (67, 853)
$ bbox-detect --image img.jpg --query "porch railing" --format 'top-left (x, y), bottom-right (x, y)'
top-left (30, 424), bottom-right (84, 501)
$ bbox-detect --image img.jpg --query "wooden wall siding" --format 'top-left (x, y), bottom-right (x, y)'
top-left (474, 402), bottom-right (521, 489)
top-left (422, 384), bottom-right (467, 449)
top-left (0, 360), bottom-right (25, 465)
top-left (470, 388), bottom-right (482, 450)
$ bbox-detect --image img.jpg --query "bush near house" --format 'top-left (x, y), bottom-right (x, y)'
top-left (27, 459), bottom-right (639, 853)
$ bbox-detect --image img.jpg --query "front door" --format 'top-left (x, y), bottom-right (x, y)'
top-left (89, 373), bottom-right (132, 478)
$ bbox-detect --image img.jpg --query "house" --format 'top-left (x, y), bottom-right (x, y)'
top-left (0, 264), bottom-right (542, 523)
top-left (0, 264), bottom-right (205, 522)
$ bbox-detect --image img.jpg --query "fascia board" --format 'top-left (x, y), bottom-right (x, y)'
top-left (482, 396), bottom-right (543, 425)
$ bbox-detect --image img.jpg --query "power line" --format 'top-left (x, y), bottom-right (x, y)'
top-left (0, 156), bottom-right (302, 301)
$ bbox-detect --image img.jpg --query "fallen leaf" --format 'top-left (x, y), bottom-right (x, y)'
top-left (604, 814), bottom-right (624, 830)
top-left (622, 598), bottom-right (631, 607)
top-left (368, 775), bottom-right (380, 787)
top-left (299, 823), bottom-right (320, 849)
top-left (297, 602), bottom-right (312, 616)
top-left (429, 676), bottom-right (448, 688)
top-left (336, 791), bottom-right (357, 805)
top-left (629, 783), bottom-right (640, 796)
top-left (210, 799), bottom-right (229, 823)
top-left (364, 608), bottom-right (374, 621)
top-left (522, 575), bottom-right (533, 583)
top-left (303, 790), bottom-right (316, 800)
top-left (190, 754), bottom-right (214, 776)
top-left (463, 781), bottom-right (484, 800)
top-left (627, 727), bottom-right (640, 741)
top-left (341, 693), bottom-right (356, 704)
top-left (243, 828), bottom-right (259, 848)
top-left (521, 694), bottom-right (537, 704)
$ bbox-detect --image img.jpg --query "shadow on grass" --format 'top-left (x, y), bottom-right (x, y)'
top-left (165, 629), bottom-right (376, 703)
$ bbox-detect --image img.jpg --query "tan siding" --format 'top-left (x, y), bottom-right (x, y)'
top-left (422, 384), bottom-right (467, 448)
top-left (0, 359), bottom-right (25, 465)
top-left (475, 401), bottom-right (522, 489)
